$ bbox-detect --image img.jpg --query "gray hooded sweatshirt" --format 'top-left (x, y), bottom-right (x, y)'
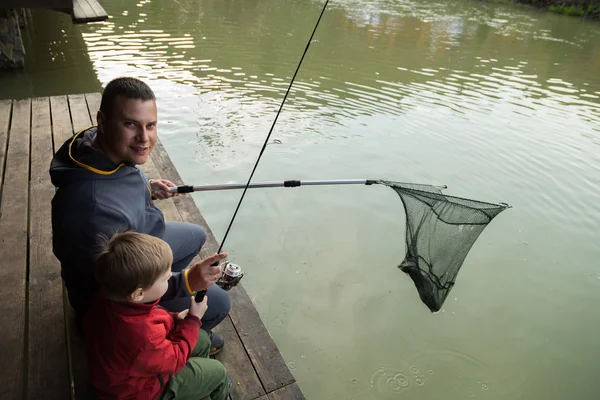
top-left (50, 126), bottom-right (193, 316)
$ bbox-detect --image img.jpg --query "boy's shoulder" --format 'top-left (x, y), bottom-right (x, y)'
top-left (86, 293), bottom-right (174, 339)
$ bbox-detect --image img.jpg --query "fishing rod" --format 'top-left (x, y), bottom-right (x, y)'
top-left (194, 0), bottom-right (331, 302)
top-left (170, 179), bottom-right (380, 193)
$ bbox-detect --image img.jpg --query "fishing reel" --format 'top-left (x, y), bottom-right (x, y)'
top-left (194, 261), bottom-right (243, 303)
top-left (215, 261), bottom-right (244, 291)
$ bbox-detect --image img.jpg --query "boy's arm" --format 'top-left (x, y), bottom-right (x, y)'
top-left (130, 316), bottom-right (202, 376)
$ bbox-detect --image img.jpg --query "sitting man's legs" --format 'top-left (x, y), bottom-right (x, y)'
top-left (159, 221), bottom-right (231, 352)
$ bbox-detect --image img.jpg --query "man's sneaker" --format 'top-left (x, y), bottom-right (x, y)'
top-left (209, 332), bottom-right (225, 356)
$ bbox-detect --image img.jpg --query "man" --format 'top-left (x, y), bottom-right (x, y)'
top-left (50, 77), bottom-right (230, 353)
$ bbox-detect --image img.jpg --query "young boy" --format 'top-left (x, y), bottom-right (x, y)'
top-left (83, 231), bottom-right (229, 400)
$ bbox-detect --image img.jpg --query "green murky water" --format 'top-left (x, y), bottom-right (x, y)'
top-left (2, 0), bottom-right (599, 398)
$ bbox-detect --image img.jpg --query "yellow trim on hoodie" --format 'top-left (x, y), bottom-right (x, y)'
top-left (68, 126), bottom-right (125, 175)
top-left (184, 269), bottom-right (196, 295)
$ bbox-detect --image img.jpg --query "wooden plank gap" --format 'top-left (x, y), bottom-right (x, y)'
top-left (24, 98), bottom-right (33, 400)
top-left (50, 96), bottom-right (74, 150)
top-left (27, 96), bottom-right (71, 399)
top-left (67, 94), bottom-right (92, 134)
top-left (84, 92), bottom-right (101, 123)
top-left (0, 99), bottom-right (13, 211)
top-left (86, 0), bottom-right (107, 18)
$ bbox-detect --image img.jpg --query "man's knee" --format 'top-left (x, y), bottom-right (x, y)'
top-left (200, 286), bottom-right (231, 331)
top-left (187, 223), bottom-right (207, 254)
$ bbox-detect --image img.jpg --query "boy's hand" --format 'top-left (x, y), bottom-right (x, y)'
top-left (177, 309), bottom-right (189, 321)
top-left (189, 295), bottom-right (208, 320)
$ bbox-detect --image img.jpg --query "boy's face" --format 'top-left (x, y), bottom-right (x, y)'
top-left (139, 269), bottom-right (172, 303)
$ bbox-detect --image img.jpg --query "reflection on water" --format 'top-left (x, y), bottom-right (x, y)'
top-left (4, 0), bottom-right (600, 398)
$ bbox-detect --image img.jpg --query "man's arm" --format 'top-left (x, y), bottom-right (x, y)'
top-left (162, 269), bottom-right (196, 302)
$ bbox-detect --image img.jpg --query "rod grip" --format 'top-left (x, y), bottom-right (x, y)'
top-left (194, 290), bottom-right (207, 302)
top-left (284, 180), bottom-right (301, 187)
top-left (176, 185), bottom-right (194, 193)
top-left (194, 259), bottom-right (220, 302)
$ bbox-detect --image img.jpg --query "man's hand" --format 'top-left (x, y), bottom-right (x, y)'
top-left (186, 252), bottom-right (228, 292)
top-left (149, 179), bottom-right (178, 199)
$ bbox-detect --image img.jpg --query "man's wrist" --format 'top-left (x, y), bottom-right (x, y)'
top-left (183, 268), bottom-right (196, 295)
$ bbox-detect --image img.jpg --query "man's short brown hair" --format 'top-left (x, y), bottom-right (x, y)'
top-left (99, 77), bottom-right (156, 118)
top-left (94, 231), bottom-right (173, 299)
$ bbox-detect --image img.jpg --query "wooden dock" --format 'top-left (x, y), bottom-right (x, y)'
top-left (71, 0), bottom-right (108, 23)
top-left (0, 0), bottom-right (108, 23)
top-left (0, 94), bottom-right (304, 400)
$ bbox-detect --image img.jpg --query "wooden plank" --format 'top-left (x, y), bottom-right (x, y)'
top-left (84, 92), bottom-right (101, 123)
top-left (27, 97), bottom-right (70, 399)
top-left (212, 316), bottom-right (266, 400)
top-left (0, 99), bottom-right (31, 400)
top-left (86, 0), bottom-right (107, 19)
top-left (78, 0), bottom-right (95, 18)
top-left (72, 0), bottom-right (108, 23)
top-left (67, 94), bottom-right (92, 134)
top-left (228, 285), bottom-right (296, 394)
top-left (50, 96), bottom-right (73, 148)
top-left (72, 0), bottom-right (85, 20)
top-left (0, 99), bottom-right (12, 209)
top-left (148, 140), bottom-right (298, 397)
top-left (267, 383), bottom-right (305, 400)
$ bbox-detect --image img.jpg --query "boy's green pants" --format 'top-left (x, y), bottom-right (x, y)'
top-left (159, 329), bottom-right (229, 400)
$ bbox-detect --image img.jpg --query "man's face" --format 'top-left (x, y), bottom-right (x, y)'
top-left (97, 95), bottom-right (158, 165)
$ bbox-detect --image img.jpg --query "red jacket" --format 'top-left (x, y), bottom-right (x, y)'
top-left (83, 291), bottom-right (201, 399)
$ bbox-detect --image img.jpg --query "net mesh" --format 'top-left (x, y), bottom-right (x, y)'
top-left (380, 180), bottom-right (509, 312)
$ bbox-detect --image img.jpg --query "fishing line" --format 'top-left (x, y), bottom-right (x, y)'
top-left (215, 0), bottom-right (329, 255)
top-left (194, 0), bottom-right (330, 301)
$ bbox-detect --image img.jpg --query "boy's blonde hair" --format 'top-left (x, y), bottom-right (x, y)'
top-left (94, 231), bottom-right (173, 299)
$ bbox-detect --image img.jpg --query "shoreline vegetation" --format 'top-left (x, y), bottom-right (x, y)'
top-left (512, 0), bottom-right (600, 19)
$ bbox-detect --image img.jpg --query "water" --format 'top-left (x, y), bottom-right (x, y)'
top-left (3, 0), bottom-right (599, 398)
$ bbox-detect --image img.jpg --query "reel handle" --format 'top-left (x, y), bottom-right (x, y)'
top-left (194, 259), bottom-right (220, 303)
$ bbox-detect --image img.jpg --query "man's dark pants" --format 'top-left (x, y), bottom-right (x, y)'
top-left (159, 221), bottom-right (231, 332)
